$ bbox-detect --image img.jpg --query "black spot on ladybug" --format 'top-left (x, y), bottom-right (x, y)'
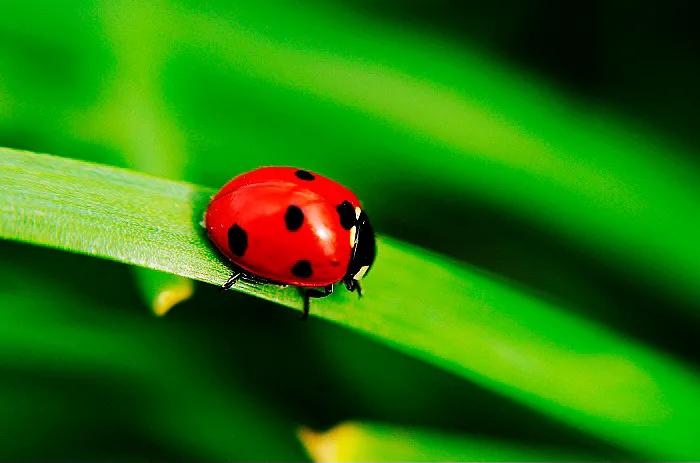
top-left (336, 200), bottom-right (356, 230)
top-left (228, 224), bottom-right (248, 257)
top-left (295, 170), bottom-right (315, 181)
top-left (292, 260), bottom-right (313, 278)
top-left (285, 205), bottom-right (304, 231)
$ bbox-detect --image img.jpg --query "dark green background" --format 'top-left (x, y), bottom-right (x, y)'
top-left (1, 0), bottom-right (698, 460)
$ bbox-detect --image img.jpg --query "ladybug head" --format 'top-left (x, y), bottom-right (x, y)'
top-left (344, 209), bottom-right (376, 290)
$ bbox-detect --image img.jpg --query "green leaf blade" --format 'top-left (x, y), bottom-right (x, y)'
top-left (3, 147), bottom-right (700, 458)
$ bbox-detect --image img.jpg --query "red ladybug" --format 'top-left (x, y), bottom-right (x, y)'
top-left (205, 167), bottom-right (376, 318)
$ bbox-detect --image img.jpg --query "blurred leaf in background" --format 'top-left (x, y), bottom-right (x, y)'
top-left (1, 0), bottom-right (699, 460)
top-left (298, 422), bottom-right (592, 462)
top-left (85, 0), bottom-right (194, 314)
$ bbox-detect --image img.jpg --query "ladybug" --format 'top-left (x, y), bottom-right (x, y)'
top-left (205, 167), bottom-right (376, 318)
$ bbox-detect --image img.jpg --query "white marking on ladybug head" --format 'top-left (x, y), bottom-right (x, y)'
top-left (353, 265), bottom-right (370, 280)
top-left (349, 225), bottom-right (357, 248)
top-left (355, 207), bottom-right (361, 220)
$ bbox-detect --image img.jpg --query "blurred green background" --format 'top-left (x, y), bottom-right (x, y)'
top-left (1, 0), bottom-right (699, 460)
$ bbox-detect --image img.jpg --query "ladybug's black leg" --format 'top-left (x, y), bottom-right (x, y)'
top-left (300, 285), bottom-right (334, 320)
top-left (301, 292), bottom-right (310, 320)
top-left (344, 278), bottom-right (362, 298)
top-left (221, 272), bottom-right (243, 292)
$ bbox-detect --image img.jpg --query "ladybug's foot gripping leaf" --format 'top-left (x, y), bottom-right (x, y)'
top-left (221, 272), bottom-right (242, 292)
top-left (300, 285), bottom-right (334, 321)
top-left (344, 279), bottom-right (363, 298)
top-left (355, 282), bottom-right (362, 298)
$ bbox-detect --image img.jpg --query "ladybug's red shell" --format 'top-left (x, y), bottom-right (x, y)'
top-left (212, 167), bottom-right (360, 209)
top-left (205, 167), bottom-right (361, 287)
